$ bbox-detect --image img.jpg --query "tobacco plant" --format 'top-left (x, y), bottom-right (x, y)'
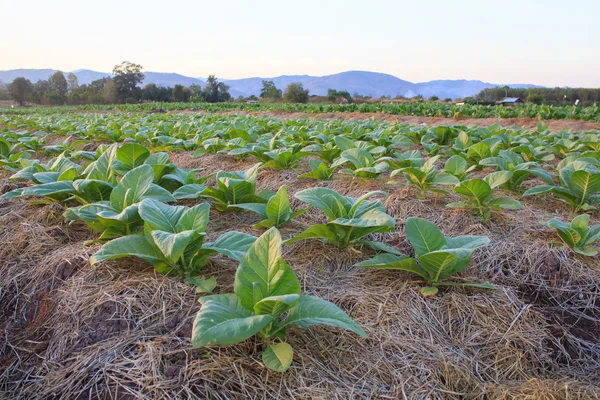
top-left (192, 228), bottom-right (367, 372)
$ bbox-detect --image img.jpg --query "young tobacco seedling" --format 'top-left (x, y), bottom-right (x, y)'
top-left (90, 199), bottom-right (256, 277)
top-left (177, 164), bottom-right (274, 211)
top-left (298, 159), bottom-right (335, 181)
top-left (479, 149), bottom-right (553, 191)
top-left (524, 164), bottom-right (600, 213)
top-left (232, 186), bottom-right (309, 229)
top-left (65, 165), bottom-right (175, 240)
top-left (547, 214), bottom-right (600, 256)
top-left (390, 155), bottom-right (459, 198)
top-left (331, 148), bottom-right (392, 179)
top-left (357, 217), bottom-right (493, 296)
top-left (192, 228), bottom-right (367, 372)
top-left (286, 188), bottom-right (395, 249)
top-left (447, 171), bottom-right (523, 220)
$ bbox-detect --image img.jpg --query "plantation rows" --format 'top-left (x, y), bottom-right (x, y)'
top-left (0, 113), bottom-right (599, 372)
top-left (2, 98), bottom-right (600, 121)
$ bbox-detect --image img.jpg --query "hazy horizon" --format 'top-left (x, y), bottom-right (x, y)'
top-left (3, 0), bottom-right (599, 87)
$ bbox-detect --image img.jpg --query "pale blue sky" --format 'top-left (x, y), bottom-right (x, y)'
top-left (2, 0), bottom-right (599, 86)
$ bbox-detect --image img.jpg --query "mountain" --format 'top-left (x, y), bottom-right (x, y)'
top-left (0, 68), bottom-right (542, 99)
top-left (223, 71), bottom-right (416, 98)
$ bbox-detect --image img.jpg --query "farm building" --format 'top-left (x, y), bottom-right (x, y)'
top-left (496, 97), bottom-right (524, 106)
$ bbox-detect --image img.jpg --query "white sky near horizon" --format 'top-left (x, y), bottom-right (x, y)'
top-left (1, 0), bottom-right (599, 87)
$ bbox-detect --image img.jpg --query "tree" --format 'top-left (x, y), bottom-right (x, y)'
top-left (527, 93), bottom-right (544, 105)
top-left (189, 84), bottom-right (203, 101)
top-left (284, 82), bottom-right (309, 103)
top-left (327, 89), bottom-right (352, 103)
top-left (8, 77), bottom-right (34, 106)
top-left (32, 79), bottom-right (51, 103)
top-left (202, 75), bottom-right (231, 103)
top-left (172, 84), bottom-right (191, 102)
top-left (112, 61), bottom-right (145, 103)
top-left (260, 80), bottom-right (282, 99)
top-left (49, 71), bottom-right (68, 104)
top-left (0, 80), bottom-right (9, 100)
top-left (67, 73), bottom-right (79, 92)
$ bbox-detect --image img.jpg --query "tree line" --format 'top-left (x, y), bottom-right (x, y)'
top-left (475, 86), bottom-right (600, 106)
top-left (0, 61), bottom-right (338, 106)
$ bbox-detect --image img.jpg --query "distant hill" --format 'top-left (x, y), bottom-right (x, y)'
top-left (0, 68), bottom-right (541, 100)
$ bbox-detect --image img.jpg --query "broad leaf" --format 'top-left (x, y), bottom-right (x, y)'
top-left (234, 228), bottom-right (301, 311)
top-left (192, 294), bottom-right (273, 346)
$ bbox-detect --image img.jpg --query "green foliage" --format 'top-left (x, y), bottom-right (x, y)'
top-left (332, 148), bottom-right (392, 178)
top-left (356, 218), bottom-right (492, 296)
top-left (203, 75), bottom-right (231, 103)
top-left (283, 82), bottom-right (309, 103)
top-left (8, 77), bottom-right (34, 106)
top-left (391, 155), bottom-right (459, 198)
top-left (260, 80), bottom-right (282, 99)
top-left (547, 214), bottom-right (600, 256)
top-left (286, 188), bottom-right (395, 248)
top-left (524, 164), bottom-right (600, 212)
top-left (191, 228), bottom-right (367, 372)
top-left (298, 159), bottom-right (335, 181)
top-left (90, 199), bottom-right (256, 276)
top-left (479, 150), bottom-right (553, 191)
top-left (232, 186), bottom-right (308, 229)
top-left (191, 164), bottom-right (272, 211)
top-left (447, 171), bottom-right (523, 220)
top-left (444, 155), bottom-right (474, 181)
top-left (65, 164), bottom-right (175, 240)
top-left (112, 61), bottom-right (145, 104)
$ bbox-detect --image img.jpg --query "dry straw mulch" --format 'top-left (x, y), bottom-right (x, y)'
top-left (1, 154), bottom-right (599, 399)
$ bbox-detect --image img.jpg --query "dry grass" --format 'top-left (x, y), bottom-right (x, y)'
top-left (1, 154), bottom-right (599, 399)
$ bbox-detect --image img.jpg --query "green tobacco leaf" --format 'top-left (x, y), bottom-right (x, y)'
top-left (418, 250), bottom-right (460, 282)
top-left (274, 295), bottom-right (367, 338)
top-left (110, 164), bottom-right (154, 210)
top-left (139, 199), bottom-right (187, 232)
top-left (72, 179), bottom-right (114, 203)
top-left (489, 197), bottom-right (523, 209)
top-left (90, 234), bottom-right (165, 266)
top-left (173, 184), bottom-right (207, 200)
top-left (405, 217), bottom-right (446, 257)
top-left (231, 203), bottom-right (268, 219)
top-left (151, 230), bottom-right (197, 265)
top-left (262, 342), bottom-right (294, 372)
top-left (265, 186), bottom-right (291, 227)
top-left (444, 235), bottom-right (490, 250)
top-left (234, 228), bottom-right (301, 311)
top-left (204, 231), bottom-right (257, 261)
top-left (192, 294), bottom-right (273, 346)
top-left (358, 240), bottom-right (403, 256)
top-left (454, 179), bottom-right (493, 204)
top-left (294, 188), bottom-right (351, 220)
top-left (184, 275), bottom-right (217, 294)
top-left (483, 171), bottom-right (513, 189)
top-left (284, 224), bottom-right (337, 245)
top-left (85, 143), bottom-right (118, 183)
top-left (20, 181), bottom-right (74, 198)
top-left (523, 185), bottom-right (553, 197)
top-left (116, 143), bottom-right (150, 171)
top-left (177, 202), bottom-right (211, 232)
top-left (570, 170), bottom-right (600, 202)
top-left (355, 253), bottom-right (424, 277)
top-left (420, 287), bottom-right (439, 297)
top-left (253, 294), bottom-right (300, 318)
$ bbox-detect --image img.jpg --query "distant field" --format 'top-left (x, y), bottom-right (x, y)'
top-left (2, 100), bottom-right (600, 122)
top-left (0, 110), bottom-right (599, 398)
